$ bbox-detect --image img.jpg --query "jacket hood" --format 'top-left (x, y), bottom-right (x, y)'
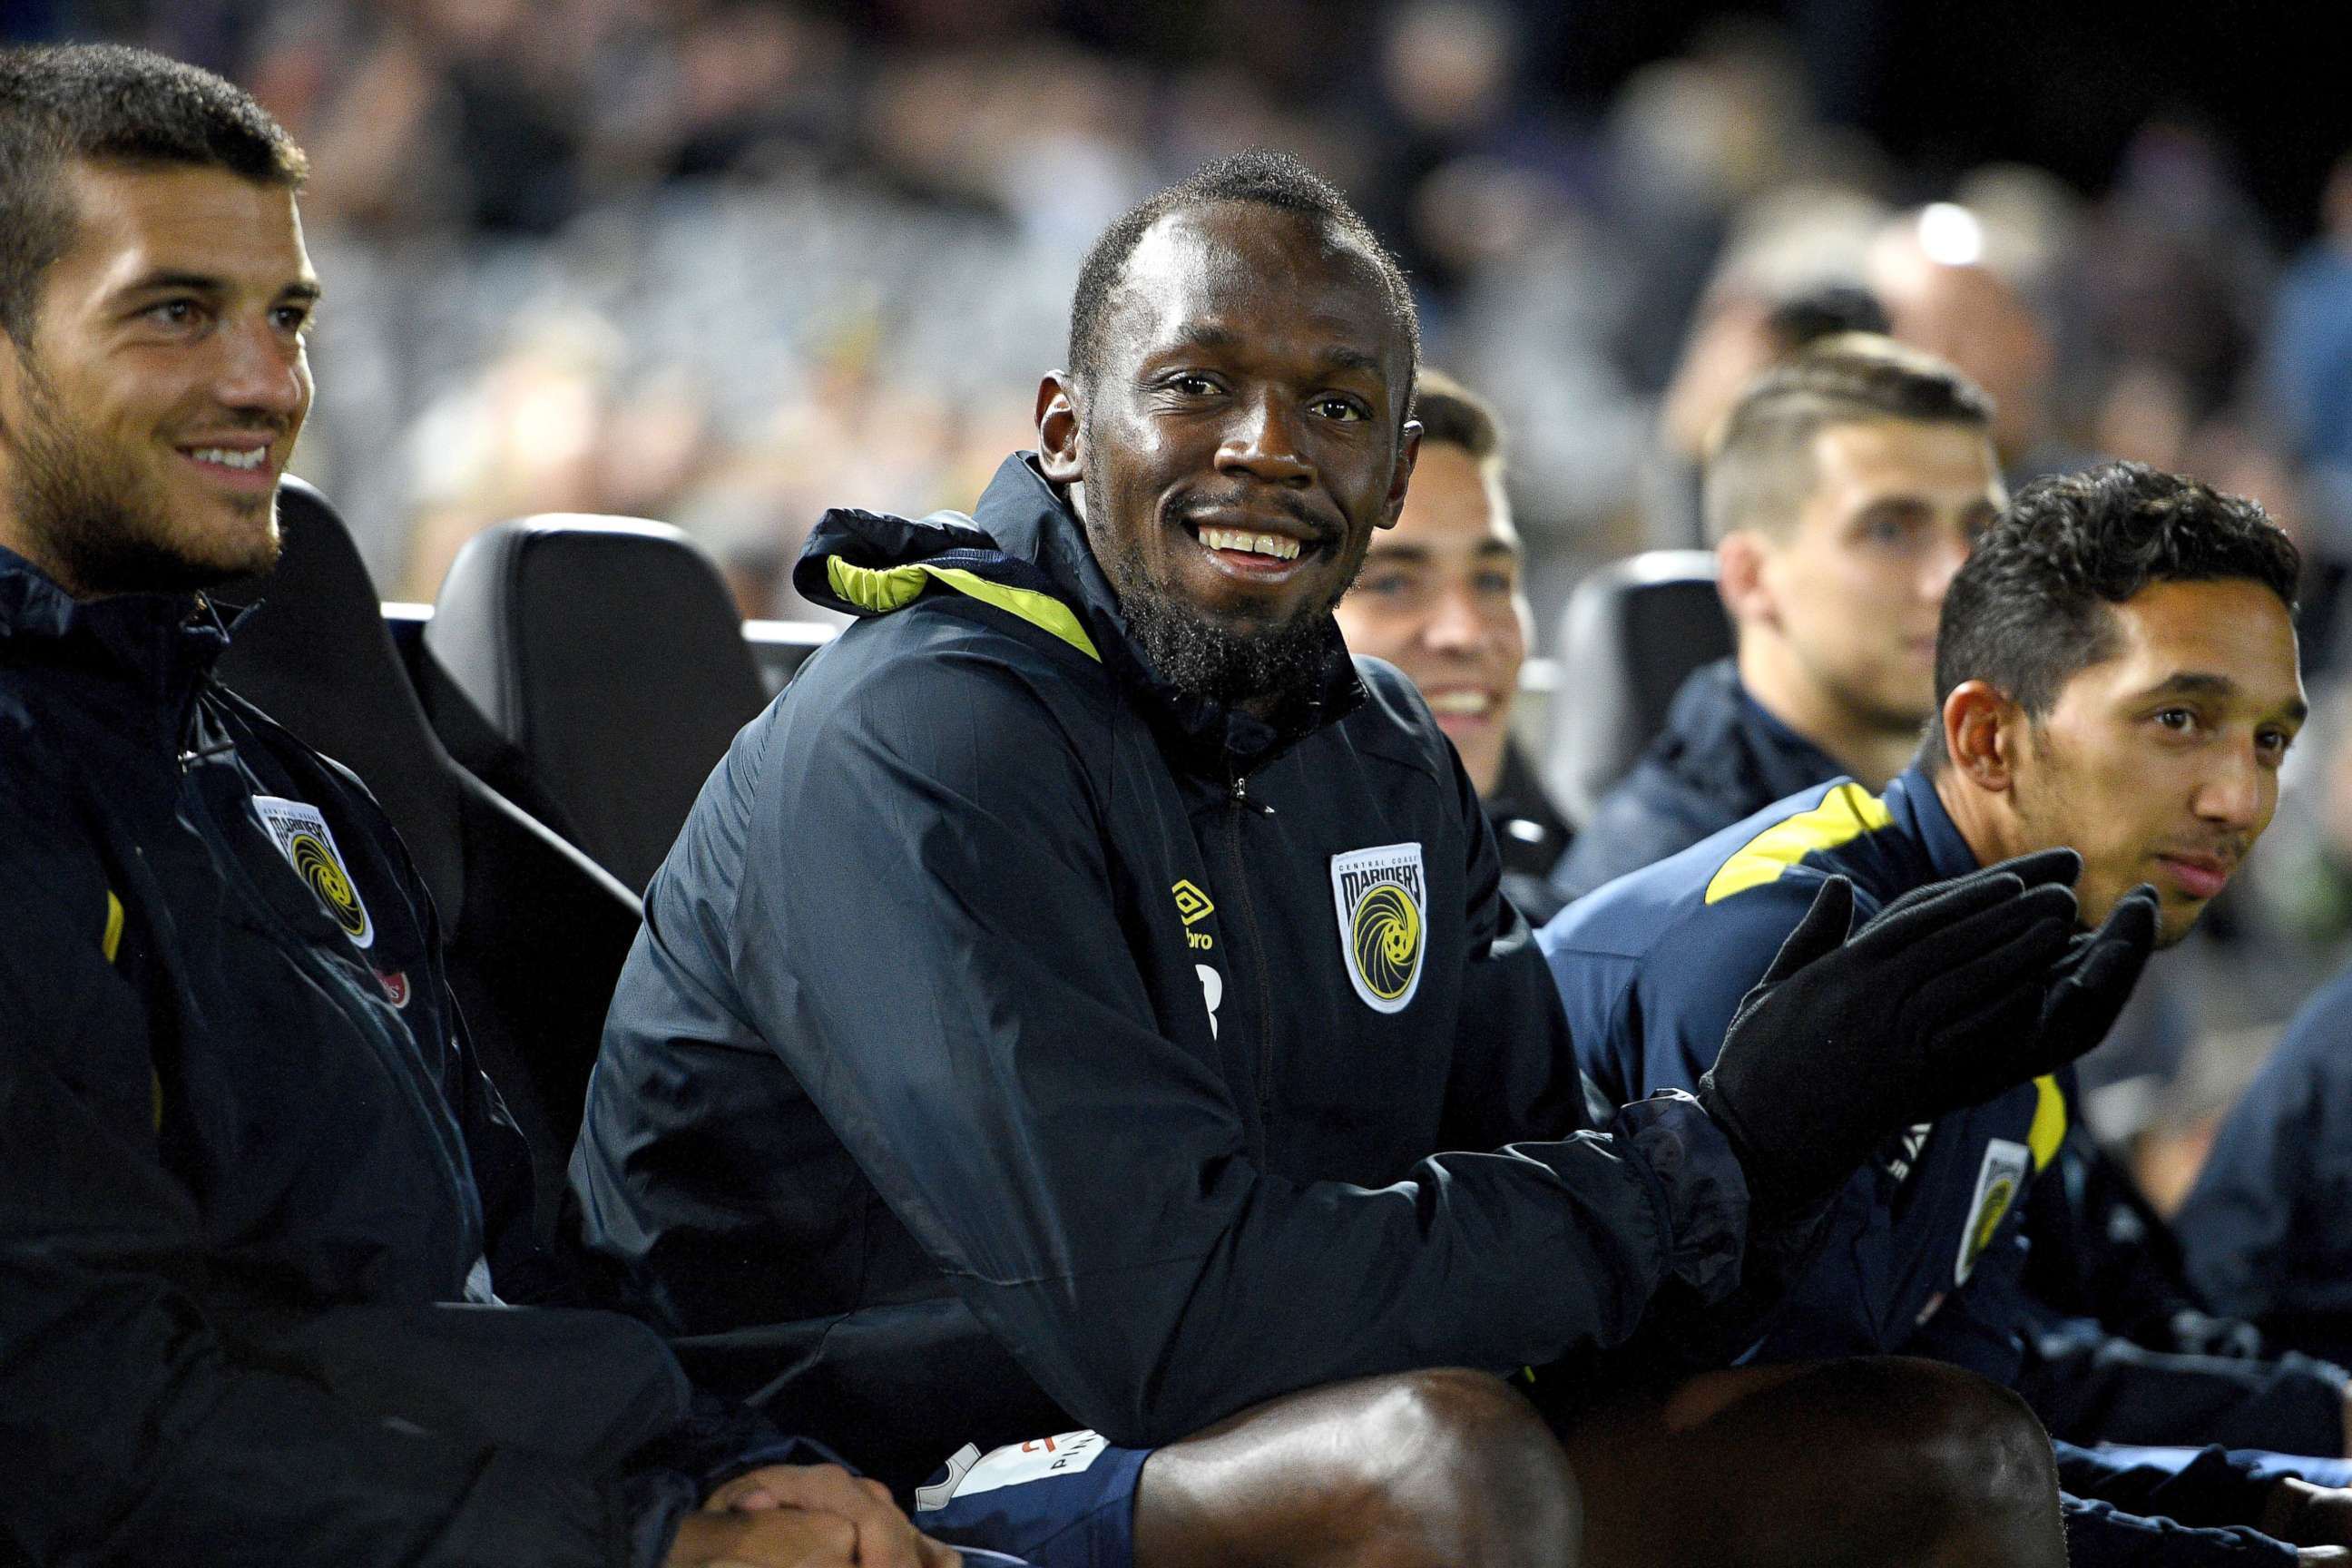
top-left (1651, 659), bottom-right (1845, 816)
top-left (0, 544), bottom-right (231, 740)
top-left (793, 452), bottom-right (1364, 773)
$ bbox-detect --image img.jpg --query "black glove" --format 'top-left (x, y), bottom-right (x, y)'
top-left (1696, 849), bottom-right (2157, 1219)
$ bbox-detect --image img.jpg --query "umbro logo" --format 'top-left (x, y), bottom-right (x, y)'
top-left (1172, 880), bottom-right (1216, 951)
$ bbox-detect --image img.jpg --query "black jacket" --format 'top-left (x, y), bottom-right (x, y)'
top-left (571, 455), bottom-right (1747, 1482)
top-left (1487, 742), bottom-right (1573, 925)
top-left (1552, 659), bottom-right (1842, 902)
top-left (0, 546), bottom-right (765, 1567)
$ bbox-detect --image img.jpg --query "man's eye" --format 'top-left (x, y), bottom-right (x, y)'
top-left (1312, 395), bottom-right (1368, 422)
top-left (1474, 570), bottom-right (1517, 596)
top-left (1169, 374), bottom-right (1220, 397)
top-left (2259, 727), bottom-right (2294, 760)
top-left (1356, 572), bottom-right (1413, 597)
top-left (144, 299), bottom-right (203, 328)
top-left (2154, 708), bottom-right (2196, 732)
top-left (272, 305), bottom-right (314, 334)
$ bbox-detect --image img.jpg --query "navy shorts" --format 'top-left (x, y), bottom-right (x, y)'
top-left (911, 1429), bottom-right (1152, 1568)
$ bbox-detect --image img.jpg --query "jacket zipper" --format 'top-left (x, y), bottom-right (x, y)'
top-left (1223, 768), bottom-right (1279, 1157)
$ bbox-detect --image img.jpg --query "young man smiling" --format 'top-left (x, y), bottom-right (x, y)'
top-left (573, 152), bottom-right (2156, 1568)
top-left (1543, 463), bottom-right (2351, 1565)
top-left (0, 44), bottom-right (981, 1568)
top-left (1333, 370), bottom-right (1572, 918)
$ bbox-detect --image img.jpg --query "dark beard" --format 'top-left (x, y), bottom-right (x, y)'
top-left (9, 360), bottom-right (279, 597)
top-left (1082, 466), bottom-right (1348, 729)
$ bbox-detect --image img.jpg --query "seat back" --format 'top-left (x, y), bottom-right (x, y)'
top-left (214, 481), bottom-right (642, 1224)
top-left (426, 518), bottom-right (771, 895)
top-left (1543, 550), bottom-right (1733, 827)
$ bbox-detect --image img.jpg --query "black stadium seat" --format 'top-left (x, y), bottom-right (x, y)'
top-left (1542, 549), bottom-right (1733, 828)
top-left (213, 480), bottom-right (644, 1225)
top-left (425, 517), bottom-right (771, 896)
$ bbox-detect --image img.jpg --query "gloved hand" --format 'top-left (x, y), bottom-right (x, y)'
top-left (1696, 848), bottom-right (2157, 1219)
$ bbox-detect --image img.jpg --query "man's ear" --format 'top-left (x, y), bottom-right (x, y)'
top-left (1942, 680), bottom-right (2021, 791)
top-left (1036, 372), bottom-right (1083, 485)
top-left (1377, 418), bottom-right (1422, 531)
top-left (1715, 531), bottom-right (1776, 630)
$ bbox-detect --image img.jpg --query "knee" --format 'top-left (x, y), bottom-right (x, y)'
top-left (1345, 1368), bottom-right (1583, 1568)
top-left (1819, 1358), bottom-right (2062, 1564)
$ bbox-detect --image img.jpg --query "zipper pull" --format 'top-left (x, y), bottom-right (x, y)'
top-left (1229, 772), bottom-right (1274, 817)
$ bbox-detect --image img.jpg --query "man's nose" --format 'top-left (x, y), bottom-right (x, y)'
top-left (1216, 392), bottom-right (1313, 485)
top-left (211, 317), bottom-right (307, 420)
top-left (2194, 742), bottom-right (2267, 830)
top-left (1921, 526), bottom-right (1975, 602)
top-left (1423, 583), bottom-right (1488, 654)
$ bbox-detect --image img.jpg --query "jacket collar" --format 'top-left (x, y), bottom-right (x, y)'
top-left (0, 543), bottom-right (232, 737)
top-left (1880, 764), bottom-right (1981, 883)
top-left (804, 453), bottom-right (1367, 775)
top-left (1651, 660), bottom-right (1848, 813)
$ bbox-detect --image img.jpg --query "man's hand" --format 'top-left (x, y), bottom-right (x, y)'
top-left (678, 1463), bottom-right (958, 1568)
top-left (1696, 849), bottom-right (2158, 1216)
top-left (2269, 1477), bottom-right (2352, 1550)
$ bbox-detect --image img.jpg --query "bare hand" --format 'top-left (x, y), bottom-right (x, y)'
top-left (2266, 1478), bottom-right (2352, 1549)
top-left (666, 1508), bottom-right (867, 1568)
top-left (695, 1463), bottom-right (958, 1568)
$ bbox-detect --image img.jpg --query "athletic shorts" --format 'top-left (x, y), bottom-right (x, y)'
top-left (911, 1429), bottom-right (1152, 1568)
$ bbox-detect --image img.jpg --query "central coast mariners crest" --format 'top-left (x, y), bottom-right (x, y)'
top-left (252, 795), bottom-right (374, 949)
top-left (1330, 842), bottom-right (1426, 1014)
top-left (1955, 1138), bottom-right (2030, 1285)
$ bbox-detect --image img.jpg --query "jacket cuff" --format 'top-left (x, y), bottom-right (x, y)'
top-left (1612, 1089), bottom-right (1749, 1302)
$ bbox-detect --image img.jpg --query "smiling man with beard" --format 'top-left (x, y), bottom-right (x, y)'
top-left (573, 151), bottom-right (2158, 1568)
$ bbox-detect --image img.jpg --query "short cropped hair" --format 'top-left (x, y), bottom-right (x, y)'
top-left (0, 44), bottom-right (306, 344)
top-left (1410, 369), bottom-right (1502, 465)
top-left (1702, 334), bottom-right (1993, 544)
top-left (1929, 461), bottom-right (2301, 764)
top-left (1067, 150), bottom-right (1419, 414)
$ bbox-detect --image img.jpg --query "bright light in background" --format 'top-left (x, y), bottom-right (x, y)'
top-left (1916, 202), bottom-right (1985, 267)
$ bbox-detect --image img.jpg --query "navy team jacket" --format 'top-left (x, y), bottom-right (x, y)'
top-left (1540, 768), bottom-right (2299, 1565)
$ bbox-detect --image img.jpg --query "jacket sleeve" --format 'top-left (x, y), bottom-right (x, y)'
top-left (2059, 1443), bottom-right (2298, 1565)
top-left (730, 642), bottom-right (1746, 1446)
top-left (2174, 1005), bottom-right (2336, 1324)
top-left (0, 847), bottom-right (688, 1568)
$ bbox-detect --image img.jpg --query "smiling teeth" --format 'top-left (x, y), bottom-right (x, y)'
top-left (1199, 527), bottom-right (1300, 561)
top-left (192, 446), bottom-right (267, 470)
top-left (1426, 691), bottom-right (1494, 715)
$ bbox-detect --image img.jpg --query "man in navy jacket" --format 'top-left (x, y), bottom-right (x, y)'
top-left (1544, 462), bottom-right (2351, 1563)
top-left (0, 44), bottom-right (971, 1568)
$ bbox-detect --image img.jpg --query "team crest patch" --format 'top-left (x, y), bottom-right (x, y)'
top-left (252, 796), bottom-right (374, 949)
top-left (1330, 842), bottom-right (1426, 1014)
top-left (1955, 1138), bottom-right (2030, 1285)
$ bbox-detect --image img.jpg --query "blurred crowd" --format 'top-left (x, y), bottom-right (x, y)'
top-left (23, 0), bottom-right (2352, 1209)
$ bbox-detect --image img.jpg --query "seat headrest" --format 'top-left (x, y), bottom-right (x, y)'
top-left (427, 516), bottom-right (769, 894)
top-left (1543, 550), bottom-right (1733, 827)
top-left (213, 478), bottom-right (469, 925)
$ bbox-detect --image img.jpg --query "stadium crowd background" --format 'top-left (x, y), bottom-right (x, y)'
top-left (18, 0), bottom-right (2352, 1211)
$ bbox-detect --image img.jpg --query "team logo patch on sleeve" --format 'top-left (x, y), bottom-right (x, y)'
top-left (251, 796), bottom-right (375, 949)
top-left (1330, 842), bottom-right (1426, 1014)
top-left (1955, 1138), bottom-right (2030, 1285)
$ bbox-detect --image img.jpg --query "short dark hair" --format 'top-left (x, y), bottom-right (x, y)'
top-left (1762, 283), bottom-right (1890, 352)
top-left (0, 44), bottom-right (307, 344)
top-left (1066, 150), bottom-right (1419, 413)
top-left (1929, 461), bottom-right (2302, 764)
top-left (1703, 334), bottom-right (1993, 544)
top-left (1409, 369), bottom-right (1502, 465)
